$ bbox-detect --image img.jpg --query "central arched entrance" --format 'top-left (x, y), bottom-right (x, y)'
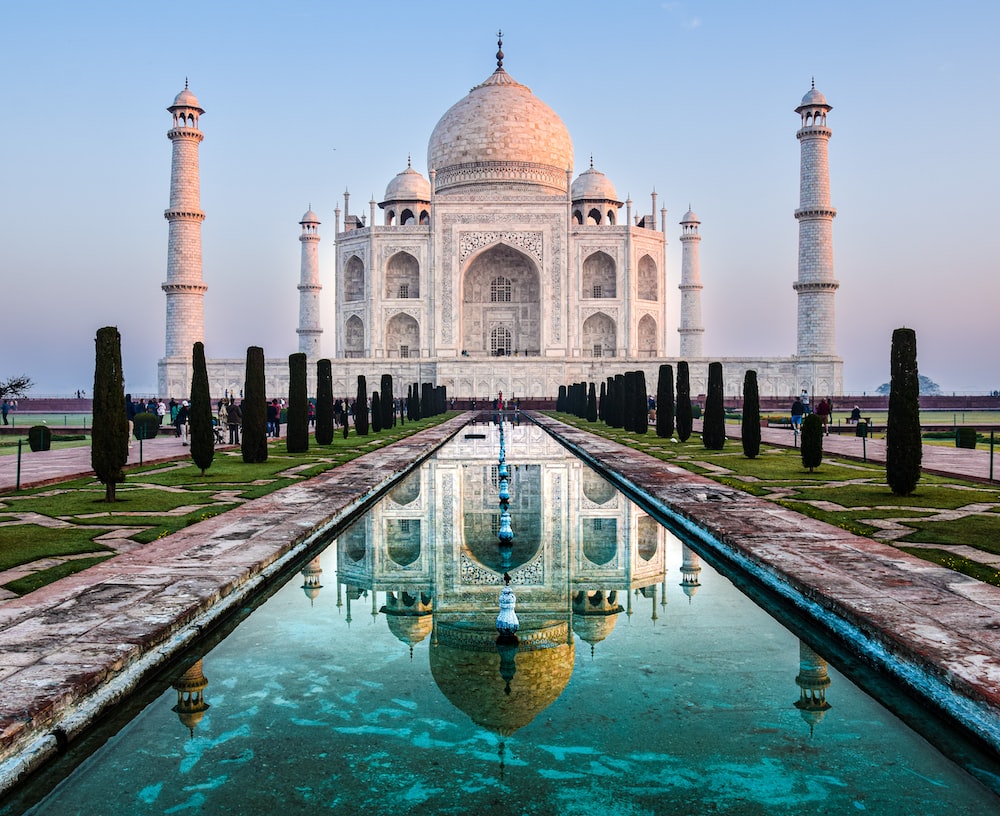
top-left (462, 244), bottom-right (541, 356)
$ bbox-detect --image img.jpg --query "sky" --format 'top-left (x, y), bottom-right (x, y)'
top-left (2, 0), bottom-right (997, 396)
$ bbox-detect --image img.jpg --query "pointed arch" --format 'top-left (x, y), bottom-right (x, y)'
top-left (462, 243), bottom-right (540, 355)
top-left (637, 254), bottom-right (657, 300)
top-left (385, 312), bottom-right (420, 358)
top-left (385, 251), bottom-right (420, 298)
top-left (638, 314), bottom-right (657, 354)
top-left (344, 315), bottom-right (365, 357)
top-left (582, 251), bottom-right (616, 298)
top-left (344, 255), bottom-right (365, 302)
top-left (583, 312), bottom-right (616, 358)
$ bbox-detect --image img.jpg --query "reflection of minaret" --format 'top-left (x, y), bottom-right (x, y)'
top-left (679, 544), bottom-right (702, 603)
top-left (572, 590), bottom-right (624, 658)
top-left (794, 640), bottom-right (832, 736)
top-left (639, 585), bottom-right (658, 623)
top-left (300, 556), bottom-right (323, 605)
top-left (171, 658), bottom-right (210, 737)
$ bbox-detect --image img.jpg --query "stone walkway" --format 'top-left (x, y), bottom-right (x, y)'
top-left (1, 416), bottom-right (999, 796)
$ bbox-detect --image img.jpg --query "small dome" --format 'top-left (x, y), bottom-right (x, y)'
top-left (169, 85), bottom-right (203, 112)
top-left (680, 208), bottom-right (700, 224)
top-left (571, 164), bottom-right (620, 203)
top-left (383, 164), bottom-right (431, 202)
top-left (796, 84), bottom-right (831, 113)
top-left (300, 208), bottom-right (320, 224)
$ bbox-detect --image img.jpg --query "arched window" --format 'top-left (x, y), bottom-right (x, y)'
top-left (385, 251), bottom-right (419, 299)
top-left (490, 326), bottom-right (512, 356)
top-left (344, 256), bottom-right (365, 302)
top-left (637, 254), bottom-right (657, 300)
top-left (490, 276), bottom-right (512, 303)
top-left (582, 251), bottom-right (616, 298)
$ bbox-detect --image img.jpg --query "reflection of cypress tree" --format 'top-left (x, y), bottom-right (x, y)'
top-left (380, 374), bottom-right (394, 429)
top-left (741, 369), bottom-right (761, 459)
top-left (92, 326), bottom-right (128, 502)
top-left (676, 361), bottom-right (693, 442)
top-left (355, 375), bottom-right (369, 435)
top-left (656, 364), bottom-right (675, 439)
top-left (286, 353), bottom-right (309, 453)
top-left (241, 346), bottom-right (268, 463)
top-left (190, 342), bottom-right (215, 474)
top-left (887, 328), bottom-right (922, 496)
top-left (801, 414), bottom-right (824, 471)
top-left (702, 362), bottom-right (725, 449)
top-left (315, 359), bottom-right (334, 445)
top-left (371, 391), bottom-right (382, 433)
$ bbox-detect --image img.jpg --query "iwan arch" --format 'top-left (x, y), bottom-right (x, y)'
top-left (158, 44), bottom-right (842, 400)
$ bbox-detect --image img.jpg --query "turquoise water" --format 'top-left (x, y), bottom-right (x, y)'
top-left (11, 424), bottom-right (1000, 814)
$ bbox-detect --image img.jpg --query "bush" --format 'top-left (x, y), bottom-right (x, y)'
top-left (28, 424), bottom-right (52, 452)
top-left (956, 427), bottom-right (977, 449)
top-left (133, 412), bottom-right (160, 440)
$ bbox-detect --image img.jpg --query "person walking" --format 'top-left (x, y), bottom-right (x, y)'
top-left (816, 398), bottom-right (831, 434)
top-left (175, 400), bottom-right (190, 444)
top-left (227, 399), bottom-right (242, 444)
top-left (791, 396), bottom-right (804, 430)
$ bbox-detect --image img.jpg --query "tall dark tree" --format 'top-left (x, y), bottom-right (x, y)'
top-left (586, 382), bottom-right (598, 422)
top-left (623, 372), bottom-right (637, 431)
top-left (286, 353), bottom-right (309, 453)
top-left (371, 391), bottom-right (383, 433)
top-left (801, 413), bottom-right (824, 472)
top-left (422, 382), bottom-right (434, 417)
top-left (91, 326), bottom-right (128, 502)
top-left (702, 362), bottom-right (725, 449)
top-left (557, 385), bottom-right (567, 412)
top-left (189, 342), bottom-right (215, 474)
top-left (380, 374), bottom-right (394, 429)
top-left (412, 381), bottom-right (421, 420)
top-left (241, 346), bottom-right (268, 463)
top-left (315, 359), bottom-right (334, 445)
top-left (676, 362), bottom-right (693, 442)
top-left (598, 380), bottom-right (607, 423)
top-left (612, 374), bottom-right (626, 429)
top-left (355, 375), bottom-right (369, 435)
top-left (635, 370), bottom-right (649, 435)
top-left (655, 364), bottom-right (675, 439)
top-left (887, 327), bottom-right (922, 495)
top-left (741, 369), bottom-right (761, 459)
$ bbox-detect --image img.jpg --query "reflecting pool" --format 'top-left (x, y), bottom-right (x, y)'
top-left (13, 423), bottom-right (1000, 814)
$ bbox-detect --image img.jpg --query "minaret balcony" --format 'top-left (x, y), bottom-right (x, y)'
top-left (794, 207), bottom-right (837, 219)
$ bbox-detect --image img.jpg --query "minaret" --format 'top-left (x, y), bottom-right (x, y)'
top-left (793, 81), bottom-right (839, 357)
top-left (297, 207), bottom-right (322, 357)
top-left (162, 82), bottom-right (207, 374)
top-left (678, 207), bottom-right (704, 358)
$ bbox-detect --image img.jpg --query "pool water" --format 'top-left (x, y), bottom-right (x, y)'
top-left (13, 423), bottom-right (1000, 815)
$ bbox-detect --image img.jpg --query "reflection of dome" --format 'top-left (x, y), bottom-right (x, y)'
top-left (572, 590), bottom-right (623, 656)
top-left (300, 556), bottom-right (323, 604)
top-left (383, 162), bottom-right (431, 202)
top-left (430, 619), bottom-right (573, 736)
top-left (386, 614), bottom-right (433, 651)
top-left (571, 164), bottom-right (619, 203)
top-left (427, 64), bottom-right (573, 195)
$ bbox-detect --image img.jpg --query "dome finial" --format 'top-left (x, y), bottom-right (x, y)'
top-left (811, 76), bottom-right (815, 89)
top-left (407, 153), bottom-right (411, 168)
top-left (589, 154), bottom-right (594, 169)
top-left (496, 30), bottom-right (504, 70)
top-left (185, 76), bottom-right (189, 90)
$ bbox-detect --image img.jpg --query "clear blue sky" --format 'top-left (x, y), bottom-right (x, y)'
top-left (3, 0), bottom-right (997, 396)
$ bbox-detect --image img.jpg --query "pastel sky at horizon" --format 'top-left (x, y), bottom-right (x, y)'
top-left (3, 0), bottom-right (997, 396)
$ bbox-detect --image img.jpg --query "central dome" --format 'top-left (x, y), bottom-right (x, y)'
top-left (427, 67), bottom-right (574, 195)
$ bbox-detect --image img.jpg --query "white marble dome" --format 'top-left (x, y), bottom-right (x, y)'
top-left (680, 208), bottom-right (700, 224)
top-left (383, 163), bottom-right (431, 202)
top-left (170, 86), bottom-right (203, 111)
top-left (300, 208), bottom-right (319, 224)
top-left (571, 164), bottom-right (619, 203)
top-left (798, 86), bottom-right (829, 109)
top-left (427, 67), bottom-right (573, 195)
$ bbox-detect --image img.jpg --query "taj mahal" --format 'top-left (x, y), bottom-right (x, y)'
top-left (158, 38), bottom-right (842, 401)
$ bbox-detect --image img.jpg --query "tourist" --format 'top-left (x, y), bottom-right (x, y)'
top-left (175, 400), bottom-right (190, 444)
top-left (1, 400), bottom-right (8, 426)
top-left (227, 399), bottom-right (242, 444)
top-left (816, 398), bottom-right (831, 434)
top-left (791, 396), bottom-right (804, 429)
top-left (156, 398), bottom-right (167, 426)
top-left (850, 405), bottom-right (861, 424)
top-left (308, 400), bottom-right (316, 428)
top-left (801, 389), bottom-right (811, 415)
top-left (266, 400), bottom-right (277, 437)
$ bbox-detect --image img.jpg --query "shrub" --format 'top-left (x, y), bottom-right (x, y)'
top-left (801, 414), bottom-right (824, 471)
top-left (133, 412), bottom-right (160, 440)
top-left (956, 427), bottom-right (977, 449)
top-left (28, 424), bottom-right (52, 452)
top-left (91, 326), bottom-right (128, 501)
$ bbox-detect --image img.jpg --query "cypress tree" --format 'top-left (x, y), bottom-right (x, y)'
top-left (91, 326), bottom-right (129, 502)
top-left (656, 364), bottom-right (675, 438)
top-left (623, 372), bottom-right (638, 431)
top-left (613, 373), bottom-right (626, 429)
top-left (315, 359), bottom-right (334, 445)
top-left (887, 327), bottom-right (922, 495)
top-left (557, 385), bottom-right (567, 412)
top-left (676, 362), bottom-right (693, 442)
top-left (598, 380), bottom-right (607, 423)
top-left (702, 362), bottom-right (725, 449)
top-left (586, 382), bottom-right (598, 422)
top-left (380, 374), bottom-right (394, 429)
top-left (189, 341), bottom-right (215, 474)
top-left (371, 391), bottom-right (382, 432)
top-left (635, 370), bottom-right (649, 435)
top-left (422, 382), bottom-right (434, 416)
top-left (241, 346), bottom-right (268, 463)
top-left (355, 375), bottom-right (369, 435)
top-left (741, 369), bottom-right (761, 459)
top-left (286, 353), bottom-right (309, 453)
top-left (801, 413), bottom-right (824, 472)
top-left (412, 381), bottom-right (422, 420)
